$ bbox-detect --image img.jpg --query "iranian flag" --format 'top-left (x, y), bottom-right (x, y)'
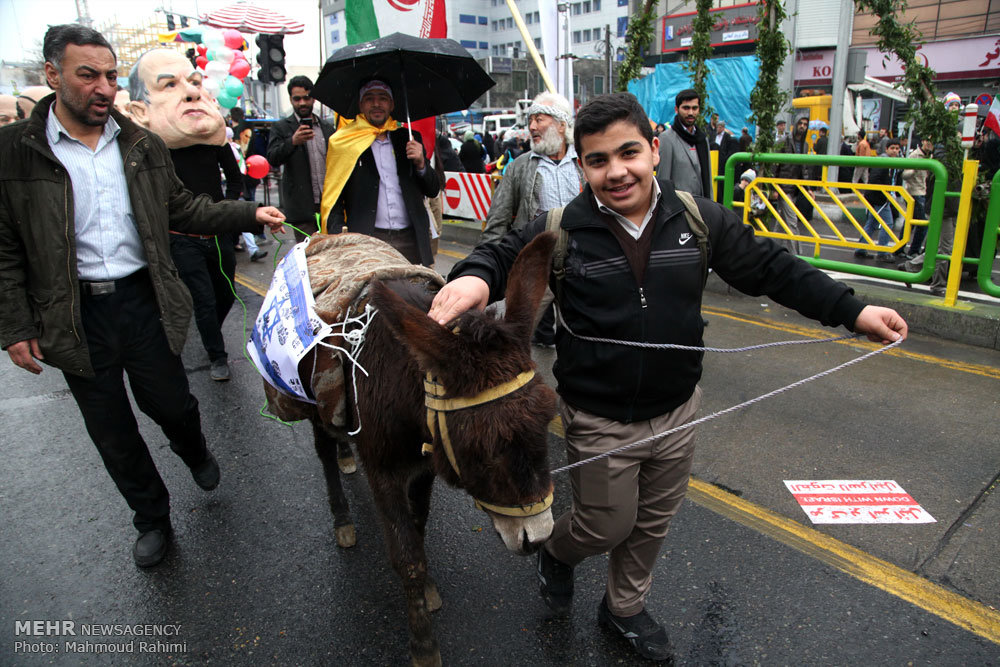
top-left (345, 0), bottom-right (448, 157)
top-left (985, 95), bottom-right (1000, 136)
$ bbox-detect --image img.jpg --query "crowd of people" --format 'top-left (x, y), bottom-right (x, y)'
top-left (2, 21), bottom-right (957, 664)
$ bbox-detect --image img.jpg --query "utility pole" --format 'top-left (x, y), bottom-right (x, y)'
top-left (827, 0), bottom-right (855, 181)
top-left (74, 0), bottom-right (93, 27)
top-left (605, 24), bottom-right (612, 93)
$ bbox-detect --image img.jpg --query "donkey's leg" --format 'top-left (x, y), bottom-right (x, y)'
top-left (311, 419), bottom-right (356, 548)
top-left (370, 469), bottom-right (440, 667)
top-left (337, 438), bottom-right (357, 474)
top-left (407, 470), bottom-right (442, 612)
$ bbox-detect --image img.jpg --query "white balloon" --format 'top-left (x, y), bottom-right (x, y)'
top-left (202, 77), bottom-right (221, 97)
top-left (215, 46), bottom-right (235, 64)
top-left (205, 61), bottom-right (230, 79)
top-left (203, 28), bottom-right (225, 49)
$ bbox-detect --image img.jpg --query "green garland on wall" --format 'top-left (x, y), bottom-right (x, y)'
top-left (615, 0), bottom-right (657, 92)
top-left (854, 0), bottom-right (961, 174)
top-left (749, 0), bottom-right (790, 164)
top-left (685, 0), bottom-right (715, 125)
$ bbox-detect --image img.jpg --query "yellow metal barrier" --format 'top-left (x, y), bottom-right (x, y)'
top-left (737, 175), bottom-right (917, 257)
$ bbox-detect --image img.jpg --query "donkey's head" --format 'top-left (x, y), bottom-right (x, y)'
top-left (372, 232), bottom-right (559, 555)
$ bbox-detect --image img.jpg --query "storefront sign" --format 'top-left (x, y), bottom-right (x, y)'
top-left (660, 2), bottom-right (760, 53)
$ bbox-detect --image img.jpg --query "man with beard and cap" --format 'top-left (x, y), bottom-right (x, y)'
top-left (321, 78), bottom-right (439, 266)
top-left (267, 75), bottom-right (337, 241)
top-left (771, 115), bottom-right (811, 254)
top-left (656, 89), bottom-right (711, 198)
top-left (128, 47), bottom-right (244, 382)
top-left (479, 91), bottom-right (584, 347)
top-left (0, 25), bottom-right (285, 568)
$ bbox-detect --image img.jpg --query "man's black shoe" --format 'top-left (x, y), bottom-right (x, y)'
top-left (597, 596), bottom-right (674, 662)
top-left (133, 528), bottom-right (170, 568)
top-left (191, 452), bottom-right (220, 491)
top-left (536, 546), bottom-right (573, 614)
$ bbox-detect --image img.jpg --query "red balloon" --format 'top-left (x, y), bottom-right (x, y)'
top-left (245, 155), bottom-right (270, 180)
top-left (223, 29), bottom-right (244, 50)
top-left (196, 56), bottom-right (208, 69)
top-left (230, 59), bottom-right (250, 79)
top-left (196, 44), bottom-right (207, 56)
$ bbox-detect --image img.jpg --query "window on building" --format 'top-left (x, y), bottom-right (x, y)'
top-left (331, 32), bottom-right (340, 43)
top-left (492, 20), bottom-right (498, 30)
top-left (479, 41), bottom-right (488, 50)
top-left (572, 3), bottom-right (582, 15)
top-left (594, 0), bottom-right (601, 10)
top-left (328, 14), bottom-right (337, 25)
top-left (618, 0), bottom-right (627, 5)
top-left (492, 45), bottom-right (499, 55)
top-left (593, 75), bottom-right (604, 94)
top-left (583, 29), bottom-right (591, 41)
top-left (492, 0), bottom-right (497, 5)
top-left (617, 16), bottom-right (628, 37)
top-left (478, 16), bottom-right (487, 25)
top-left (583, 0), bottom-right (591, 12)
top-left (513, 70), bottom-right (527, 93)
top-left (535, 12), bottom-right (540, 22)
top-left (460, 39), bottom-right (477, 49)
top-left (507, 17), bottom-right (513, 28)
top-left (534, 37), bottom-right (541, 49)
top-left (459, 14), bottom-right (476, 24)
top-left (526, 13), bottom-right (533, 24)
top-left (573, 30), bottom-right (581, 44)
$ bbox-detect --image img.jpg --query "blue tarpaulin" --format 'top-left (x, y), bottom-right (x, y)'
top-left (628, 55), bottom-right (761, 138)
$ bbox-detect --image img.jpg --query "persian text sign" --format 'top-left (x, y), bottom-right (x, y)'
top-left (784, 480), bottom-right (935, 524)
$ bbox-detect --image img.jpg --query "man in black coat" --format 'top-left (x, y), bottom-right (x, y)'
top-left (267, 75), bottom-right (337, 241)
top-left (327, 80), bottom-right (440, 266)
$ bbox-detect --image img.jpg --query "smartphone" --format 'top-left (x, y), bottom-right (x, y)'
top-left (299, 118), bottom-right (313, 128)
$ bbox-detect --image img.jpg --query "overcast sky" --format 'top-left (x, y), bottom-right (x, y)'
top-left (1, 0), bottom-right (322, 66)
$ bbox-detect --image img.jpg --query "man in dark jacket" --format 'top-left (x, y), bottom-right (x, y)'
top-left (428, 93), bottom-right (907, 663)
top-left (323, 79), bottom-right (439, 266)
top-left (656, 89), bottom-right (712, 197)
top-left (772, 115), bottom-right (811, 254)
top-left (0, 25), bottom-right (285, 568)
top-left (267, 75), bottom-right (337, 241)
top-left (855, 138), bottom-right (903, 262)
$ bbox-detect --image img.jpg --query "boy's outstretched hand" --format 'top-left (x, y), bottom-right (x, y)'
top-left (427, 276), bottom-right (491, 325)
top-left (853, 305), bottom-right (908, 345)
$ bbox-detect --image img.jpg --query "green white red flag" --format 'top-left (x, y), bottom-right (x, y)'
top-left (985, 95), bottom-right (1000, 136)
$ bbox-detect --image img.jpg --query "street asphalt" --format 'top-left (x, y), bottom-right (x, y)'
top-left (1, 226), bottom-right (998, 665)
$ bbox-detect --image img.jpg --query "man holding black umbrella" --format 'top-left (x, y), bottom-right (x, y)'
top-left (320, 80), bottom-right (439, 266)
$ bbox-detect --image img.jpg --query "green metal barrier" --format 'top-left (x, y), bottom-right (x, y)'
top-left (977, 168), bottom-right (1000, 298)
top-left (722, 152), bottom-right (948, 286)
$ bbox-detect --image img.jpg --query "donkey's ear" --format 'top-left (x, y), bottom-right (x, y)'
top-left (370, 280), bottom-right (461, 373)
top-left (503, 231), bottom-right (557, 339)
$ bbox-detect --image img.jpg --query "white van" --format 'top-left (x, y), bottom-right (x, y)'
top-left (481, 113), bottom-right (519, 137)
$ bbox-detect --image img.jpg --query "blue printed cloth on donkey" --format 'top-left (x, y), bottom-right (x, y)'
top-left (259, 233), bottom-right (443, 425)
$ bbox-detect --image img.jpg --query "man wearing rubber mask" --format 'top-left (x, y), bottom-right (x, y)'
top-left (127, 47), bottom-right (225, 148)
top-left (321, 79), bottom-right (439, 266)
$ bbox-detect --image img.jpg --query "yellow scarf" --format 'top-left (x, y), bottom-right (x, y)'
top-left (320, 115), bottom-right (401, 234)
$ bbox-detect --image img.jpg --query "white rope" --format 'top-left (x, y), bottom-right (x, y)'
top-left (550, 337), bottom-right (903, 475)
top-left (316, 303), bottom-right (378, 436)
top-left (554, 304), bottom-right (861, 351)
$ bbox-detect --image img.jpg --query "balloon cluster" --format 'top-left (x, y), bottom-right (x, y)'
top-left (193, 28), bottom-right (249, 110)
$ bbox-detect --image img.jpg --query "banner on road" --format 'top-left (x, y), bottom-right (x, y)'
top-left (442, 171), bottom-right (493, 221)
top-left (784, 479), bottom-right (935, 524)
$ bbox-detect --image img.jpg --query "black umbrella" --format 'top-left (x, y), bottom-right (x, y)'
top-left (312, 32), bottom-right (495, 136)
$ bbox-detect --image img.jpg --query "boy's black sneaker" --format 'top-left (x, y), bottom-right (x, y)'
top-left (597, 596), bottom-right (674, 662)
top-left (536, 546), bottom-right (573, 614)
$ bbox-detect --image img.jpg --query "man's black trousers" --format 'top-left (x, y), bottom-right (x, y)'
top-left (169, 235), bottom-right (236, 363)
top-left (63, 271), bottom-right (208, 534)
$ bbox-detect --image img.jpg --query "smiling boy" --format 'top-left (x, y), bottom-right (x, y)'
top-left (428, 93), bottom-right (906, 661)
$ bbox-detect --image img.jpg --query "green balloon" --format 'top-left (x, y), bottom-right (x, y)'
top-left (217, 93), bottom-right (238, 109)
top-left (224, 76), bottom-right (244, 97)
top-left (206, 49), bottom-right (215, 61)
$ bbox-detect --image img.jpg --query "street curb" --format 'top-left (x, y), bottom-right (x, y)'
top-left (442, 219), bottom-right (484, 246)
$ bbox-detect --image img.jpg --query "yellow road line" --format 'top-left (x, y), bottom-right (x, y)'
top-left (686, 479), bottom-right (1000, 644)
top-left (549, 416), bottom-right (1000, 644)
top-left (438, 249), bottom-right (467, 260)
top-left (703, 306), bottom-right (1000, 380)
top-left (234, 274), bottom-right (269, 296)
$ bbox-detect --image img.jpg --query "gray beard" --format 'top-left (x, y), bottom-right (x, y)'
top-left (531, 125), bottom-right (565, 158)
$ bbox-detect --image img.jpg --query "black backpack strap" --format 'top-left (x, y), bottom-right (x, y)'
top-left (546, 206), bottom-right (567, 304)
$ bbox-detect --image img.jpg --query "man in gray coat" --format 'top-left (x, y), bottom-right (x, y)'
top-left (656, 89), bottom-right (712, 197)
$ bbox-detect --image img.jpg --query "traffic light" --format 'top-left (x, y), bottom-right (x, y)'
top-left (185, 48), bottom-right (197, 69)
top-left (166, 13), bottom-right (175, 31)
top-left (180, 16), bottom-right (188, 28)
top-left (266, 35), bottom-right (286, 83)
top-left (255, 34), bottom-right (271, 83)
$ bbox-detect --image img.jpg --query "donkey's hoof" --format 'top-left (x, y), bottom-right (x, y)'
top-left (424, 579), bottom-right (442, 612)
top-left (337, 456), bottom-right (357, 474)
top-left (335, 524), bottom-right (356, 548)
top-left (410, 649), bottom-right (441, 667)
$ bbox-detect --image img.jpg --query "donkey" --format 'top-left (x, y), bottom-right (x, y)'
top-left (305, 232), bottom-right (559, 666)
